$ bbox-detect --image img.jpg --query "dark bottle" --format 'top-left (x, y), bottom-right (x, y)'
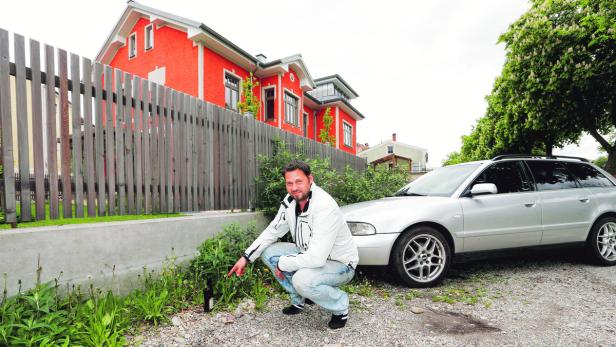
top-left (203, 278), bottom-right (214, 312)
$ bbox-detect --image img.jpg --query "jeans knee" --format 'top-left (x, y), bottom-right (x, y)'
top-left (291, 270), bottom-right (312, 295)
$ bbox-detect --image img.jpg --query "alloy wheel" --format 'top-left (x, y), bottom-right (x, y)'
top-left (597, 221), bottom-right (616, 261)
top-left (402, 233), bottom-right (446, 283)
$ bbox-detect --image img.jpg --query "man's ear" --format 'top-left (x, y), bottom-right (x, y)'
top-left (308, 174), bottom-right (314, 185)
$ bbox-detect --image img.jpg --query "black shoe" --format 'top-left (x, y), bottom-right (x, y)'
top-left (282, 304), bottom-right (304, 315)
top-left (305, 298), bottom-right (315, 305)
top-left (328, 313), bottom-right (348, 329)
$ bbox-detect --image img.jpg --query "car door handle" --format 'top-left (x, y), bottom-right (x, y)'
top-left (524, 202), bottom-right (536, 207)
top-left (579, 197), bottom-right (590, 203)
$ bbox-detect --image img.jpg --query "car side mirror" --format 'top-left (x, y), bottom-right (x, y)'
top-left (470, 183), bottom-right (497, 196)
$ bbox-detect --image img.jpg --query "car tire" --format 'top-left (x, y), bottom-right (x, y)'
top-left (390, 226), bottom-right (451, 287)
top-left (586, 216), bottom-right (616, 266)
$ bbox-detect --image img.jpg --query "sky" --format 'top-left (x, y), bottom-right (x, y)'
top-left (0, 0), bottom-right (603, 167)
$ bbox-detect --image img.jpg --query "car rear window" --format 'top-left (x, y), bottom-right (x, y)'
top-left (562, 162), bottom-right (615, 187)
top-left (526, 161), bottom-right (578, 191)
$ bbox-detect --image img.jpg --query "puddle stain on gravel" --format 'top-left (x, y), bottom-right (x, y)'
top-left (423, 310), bottom-right (500, 335)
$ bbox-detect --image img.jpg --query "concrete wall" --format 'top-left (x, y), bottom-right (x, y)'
top-left (0, 211), bottom-right (268, 297)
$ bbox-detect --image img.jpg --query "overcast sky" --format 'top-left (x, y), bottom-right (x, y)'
top-left (1, 0), bottom-right (602, 167)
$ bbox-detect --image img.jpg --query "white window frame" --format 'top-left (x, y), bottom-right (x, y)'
top-left (262, 85), bottom-right (276, 121)
top-left (283, 89), bottom-right (300, 127)
top-left (223, 69), bottom-right (242, 111)
top-left (342, 120), bottom-right (353, 148)
top-left (128, 32), bottom-right (137, 59)
top-left (144, 24), bottom-right (154, 51)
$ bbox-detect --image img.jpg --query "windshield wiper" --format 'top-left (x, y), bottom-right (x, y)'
top-left (405, 192), bottom-right (426, 196)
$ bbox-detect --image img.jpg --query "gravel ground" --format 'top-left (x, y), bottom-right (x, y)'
top-left (130, 248), bottom-right (616, 346)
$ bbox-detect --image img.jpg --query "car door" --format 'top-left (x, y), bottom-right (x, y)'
top-left (525, 160), bottom-right (597, 244)
top-left (460, 160), bottom-right (542, 252)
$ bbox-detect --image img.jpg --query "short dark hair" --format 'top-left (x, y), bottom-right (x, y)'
top-left (281, 160), bottom-right (311, 178)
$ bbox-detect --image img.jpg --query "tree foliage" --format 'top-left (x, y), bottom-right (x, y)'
top-left (451, 0), bottom-right (616, 171)
top-left (318, 107), bottom-right (336, 146)
top-left (238, 72), bottom-right (260, 117)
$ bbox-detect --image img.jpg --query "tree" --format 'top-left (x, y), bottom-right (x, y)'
top-left (318, 107), bottom-right (336, 146)
top-left (495, 0), bottom-right (616, 172)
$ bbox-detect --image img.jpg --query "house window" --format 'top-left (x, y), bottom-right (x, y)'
top-left (343, 122), bottom-right (352, 148)
top-left (387, 145), bottom-right (394, 154)
top-left (264, 87), bottom-right (275, 121)
top-left (144, 24), bottom-right (154, 51)
top-left (128, 32), bottom-right (137, 59)
top-left (284, 91), bottom-right (299, 126)
top-left (224, 72), bottom-right (240, 111)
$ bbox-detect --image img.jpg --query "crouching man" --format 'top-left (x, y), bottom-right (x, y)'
top-left (228, 160), bottom-right (359, 329)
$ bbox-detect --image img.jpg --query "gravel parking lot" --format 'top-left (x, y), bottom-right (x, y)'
top-left (133, 247), bottom-right (616, 346)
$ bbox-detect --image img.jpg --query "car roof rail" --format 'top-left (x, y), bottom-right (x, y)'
top-left (491, 154), bottom-right (589, 162)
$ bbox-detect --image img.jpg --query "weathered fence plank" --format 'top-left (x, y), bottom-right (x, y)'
top-left (124, 72), bottom-right (135, 214)
top-left (82, 57), bottom-right (96, 217)
top-left (104, 65), bottom-right (116, 215)
top-left (165, 87), bottom-right (173, 212)
top-left (158, 85), bottom-right (166, 213)
top-left (115, 70), bottom-right (126, 215)
top-left (133, 76), bottom-right (143, 214)
top-left (94, 63), bottom-right (105, 216)
top-left (58, 49), bottom-right (72, 218)
top-left (30, 39), bottom-right (45, 220)
top-left (0, 29), bottom-right (16, 223)
top-left (70, 53), bottom-right (84, 218)
top-left (15, 34), bottom-right (31, 221)
top-left (150, 82), bottom-right (159, 213)
top-left (173, 91), bottom-right (180, 212)
top-left (142, 79), bottom-right (151, 214)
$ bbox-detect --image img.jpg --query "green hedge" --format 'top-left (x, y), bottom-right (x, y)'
top-left (256, 140), bottom-right (409, 216)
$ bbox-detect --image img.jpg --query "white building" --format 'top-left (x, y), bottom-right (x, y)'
top-left (357, 133), bottom-right (428, 173)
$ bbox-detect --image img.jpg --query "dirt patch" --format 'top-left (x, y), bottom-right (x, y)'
top-left (423, 309), bottom-right (500, 335)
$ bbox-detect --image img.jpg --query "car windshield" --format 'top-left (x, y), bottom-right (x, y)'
top-left (395, 163), bottom-right (482, 197)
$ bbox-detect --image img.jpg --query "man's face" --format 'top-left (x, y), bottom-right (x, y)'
top-left (284, 169), bottom-right (313, 202)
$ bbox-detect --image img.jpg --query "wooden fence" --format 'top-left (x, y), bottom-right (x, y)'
top-left (0, 29), bottom-right (366, 223)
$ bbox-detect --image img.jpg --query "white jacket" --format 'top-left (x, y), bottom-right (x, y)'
top-left (244, 183), bottom-right (359, 272)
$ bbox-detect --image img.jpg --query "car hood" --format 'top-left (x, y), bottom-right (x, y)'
top-left (341, 196), bottom-right (461, 234)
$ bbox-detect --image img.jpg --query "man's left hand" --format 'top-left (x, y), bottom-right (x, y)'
top-left (275, 264), bottom-right (285, 280)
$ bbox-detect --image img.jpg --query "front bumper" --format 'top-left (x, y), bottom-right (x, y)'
top-left (353, 233), bottom-right (400, 266)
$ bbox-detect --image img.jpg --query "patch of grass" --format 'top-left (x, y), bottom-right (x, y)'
top-left (341, 278), bottom-right (375, 297)
top-left (0, 213), bottom-right (183, 229)
top-left (431, 286), bottom-right (488, 305)
top-left (404, 289), bottom-right (424, 301)
top-left (394, 294), bottom-right (406, 309)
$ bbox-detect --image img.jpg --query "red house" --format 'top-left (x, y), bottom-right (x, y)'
top-left (96, 2), bottom-right (364, 154)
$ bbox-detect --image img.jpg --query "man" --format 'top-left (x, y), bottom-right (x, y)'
top-left (228, 160), bottom-right (359, 329)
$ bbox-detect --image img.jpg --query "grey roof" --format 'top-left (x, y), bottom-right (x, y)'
top-left (314, 74), bottom-right (359, 97)
top-left (302, 93), bottom-right (365, 120)
top-left (129, 1), bottom-right (258, 64)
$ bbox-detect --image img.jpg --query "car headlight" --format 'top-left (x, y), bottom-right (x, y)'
top-left (347, 222), bottom-right (376, 236)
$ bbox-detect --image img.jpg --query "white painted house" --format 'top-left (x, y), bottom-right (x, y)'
top-left (357, 133), bottom-right (428, 173)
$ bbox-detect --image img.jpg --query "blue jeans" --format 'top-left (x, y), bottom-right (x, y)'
top-left (261, 242), bottom-right (355, 315)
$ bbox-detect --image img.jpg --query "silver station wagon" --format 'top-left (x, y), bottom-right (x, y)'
top-left (342, 155), bottom-right (616, 287)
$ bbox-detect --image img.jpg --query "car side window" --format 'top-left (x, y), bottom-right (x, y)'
top-left (563, 162), bottom-right (615, 187)
top-left (472, 161), bottom-right (531, 194)
top-left (526, 161), bottom-right (578, 191)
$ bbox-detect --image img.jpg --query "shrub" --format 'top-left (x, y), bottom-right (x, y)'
top-left (256, 140), bottom-right (409, 215)
top-left (189, 222), bottom-right (276, 309)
